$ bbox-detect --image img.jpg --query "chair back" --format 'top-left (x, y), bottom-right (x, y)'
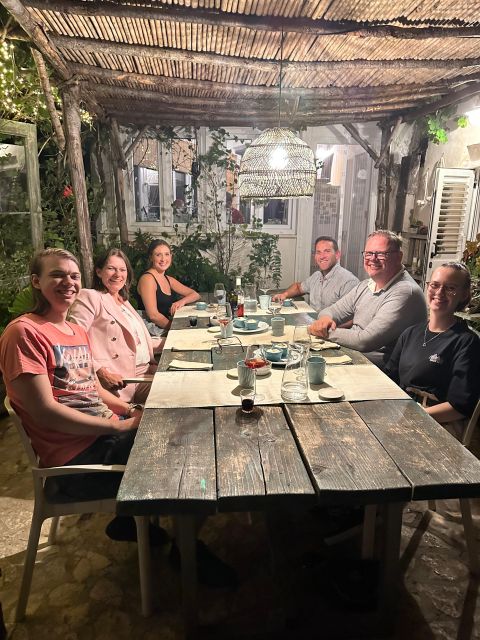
top-left (462, 397), bottom-right (480, 448)
top-left (4, 397), bottom-right (39, 468)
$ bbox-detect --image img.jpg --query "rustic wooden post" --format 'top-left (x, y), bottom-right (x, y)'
top-left (376, 123), bottom-right (389, 229)
top-left (109, 118), bottom-right (129, 245)
top-left (61, 81), bottom-right (94, 286)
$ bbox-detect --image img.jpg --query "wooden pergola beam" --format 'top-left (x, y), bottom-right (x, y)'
top-left (106, 109), bottom-right (398, 129)
top-left (402, 81), bottom-right (480, 121)
top-left (89, 82), bottom-right (424, 111)
top-left (70, 63), bottom-right (453, 100)
top-left (51, 34), bottom-right (480, 74)
top-left (343, 124), bottom-right (380, 163)
top-left (31, 47), bottom-right (65, 151)
top-left (1, 0), bottom-right (71, 80)
top-left (375, 117), bottom-right (403, 169)
top-left (25, 0), bottom-right (480, 39)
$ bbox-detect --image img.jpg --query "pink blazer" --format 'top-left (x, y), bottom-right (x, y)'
top-left (69, 289), bottom-right (155, 379)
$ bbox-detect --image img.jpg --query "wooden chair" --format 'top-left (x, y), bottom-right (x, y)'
top-left (362, 394), bottom-right (480, 573)
top-left (4, 398), bottom-right (153, 620)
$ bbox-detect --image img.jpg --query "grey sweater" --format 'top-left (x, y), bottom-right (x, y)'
top-left (318, 269), bottom-right (428, 368)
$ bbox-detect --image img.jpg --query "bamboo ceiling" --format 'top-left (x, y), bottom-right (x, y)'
top-left (3, 0), bottom-right (480, 129)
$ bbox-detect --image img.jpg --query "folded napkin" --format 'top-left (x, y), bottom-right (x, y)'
top-left (123, 375), bottom-right (155, 383)
top-left (323, 354), bottom-right (352, 365)
top-left (167, 359), bottom-right (213, 371)
top-left (310, 339), bottom-right (340, 350)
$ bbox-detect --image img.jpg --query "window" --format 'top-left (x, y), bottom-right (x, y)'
top-left (225, 138), bottom-right (290, 228)
top-left (133, 138), bottom-right (160, 222)
top-left (171, 138), bottom-right (197, 223)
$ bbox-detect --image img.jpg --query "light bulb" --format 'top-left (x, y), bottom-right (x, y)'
top-left (269, 146), bottom-right (288, 170)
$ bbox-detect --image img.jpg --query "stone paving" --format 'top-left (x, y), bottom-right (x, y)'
top-left (1, 412), bottom-right (480, 639)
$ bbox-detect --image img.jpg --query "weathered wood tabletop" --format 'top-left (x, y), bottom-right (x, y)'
top-left (117, 310), bottom-right (480, 634)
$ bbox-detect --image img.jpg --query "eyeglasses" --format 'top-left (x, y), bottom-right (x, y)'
top-left (362, 251), bottom-right (398, 260)
top-left (427, 282), bottom-right (458, 296)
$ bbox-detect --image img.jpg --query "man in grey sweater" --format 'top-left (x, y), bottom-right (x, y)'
top-left (309, 230), bottom-right (427, 368)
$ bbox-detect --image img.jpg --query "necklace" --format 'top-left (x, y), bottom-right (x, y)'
top-left (422, 324), bottom-right (448, 347)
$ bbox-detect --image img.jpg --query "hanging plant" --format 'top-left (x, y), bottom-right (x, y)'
top-left (424, 108), bottom-right (469, 145)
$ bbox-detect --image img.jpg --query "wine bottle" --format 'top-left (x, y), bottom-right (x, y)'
top-left (235, 276), bottom-right (245, 317)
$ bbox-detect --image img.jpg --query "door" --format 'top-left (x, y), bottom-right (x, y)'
top-left (425, 168), bottom-right (475, 284)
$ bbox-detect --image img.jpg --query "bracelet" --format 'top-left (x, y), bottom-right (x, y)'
top-left (126, 403), bottom-right (143, 417)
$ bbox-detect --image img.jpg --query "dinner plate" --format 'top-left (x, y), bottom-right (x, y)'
top-left (318, 387), bottom-right (344, 401)
top-left (270, 357), bottom-right (288, 367)
top-left (232, 321), bottom-right (269, 335)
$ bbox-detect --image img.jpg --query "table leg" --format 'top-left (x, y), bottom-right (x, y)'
top-left (175, 514), bottom-right (198, 637)
top-left (379, 502), bottom-right (404, 631)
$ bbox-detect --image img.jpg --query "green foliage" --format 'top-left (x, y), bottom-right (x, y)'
top-left (243, 227), bottom-right (282, 288)
top-left (8, 285), bottom-right (33, 318)
top-left (424, 108), bottom-right (469, 145)
top-left (0, 246), bottom-right (31, 332)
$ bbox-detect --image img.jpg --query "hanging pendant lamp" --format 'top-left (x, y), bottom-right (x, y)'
top-left (238, 32), bottom-right (316, 199)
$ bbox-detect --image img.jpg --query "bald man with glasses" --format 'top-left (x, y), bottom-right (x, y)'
top-left (309, 230), bottom-right (427, 368)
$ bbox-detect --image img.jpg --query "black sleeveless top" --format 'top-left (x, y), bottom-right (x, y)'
top-left (137, 272), bottom-right (178, 319)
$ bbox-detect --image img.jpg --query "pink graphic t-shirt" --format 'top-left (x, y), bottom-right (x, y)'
top-left (0, 315), bottom-right (113, 466)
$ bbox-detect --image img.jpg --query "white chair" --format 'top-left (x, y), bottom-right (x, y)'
top-left (4, 398), bottom-right (152, 620)
top-left (362, 396), bottom-right (480, 572)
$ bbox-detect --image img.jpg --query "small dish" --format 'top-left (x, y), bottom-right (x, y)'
top-left (207, 326), bottom-right (221, 333)
top-left (195, 301), bottom-right (208, 310)
top-left (209, 316), bottom-right (220, 326)
top-left (270, 357), bottom-right (289, 367)
top-left (318, 387), bottom-right (344, 401)
top-left (282, 298), bottom-right (293, 307)
top-left (233, 321), bottom-right (269, 335)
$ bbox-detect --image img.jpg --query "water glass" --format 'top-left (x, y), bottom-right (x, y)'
top-left (188, 315), bottom-right (198, 327)
top-left (280, 344), bottom-right (309, 402)
top-left (244, 284), bottom-right (257, 313)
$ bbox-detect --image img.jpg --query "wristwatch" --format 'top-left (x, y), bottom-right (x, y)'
top-left (126, 403), bottom-right (143, 417)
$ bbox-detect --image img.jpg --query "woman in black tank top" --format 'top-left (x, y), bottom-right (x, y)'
top-left (136, 239), bottom-right (200, 331)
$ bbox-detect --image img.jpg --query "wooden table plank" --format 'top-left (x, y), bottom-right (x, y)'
top-left (215, 405), bottom-right (315, 510)
top-left (354, 400), bottom-right (480, 500)
top-left (285, 403), bottom-right (412, 505)
top-left (158, 349), bottom-right (212, 371)
top-left (117, 408), bottom-right (217, 515)
top-left (171, 316), bottom-right (211, 330)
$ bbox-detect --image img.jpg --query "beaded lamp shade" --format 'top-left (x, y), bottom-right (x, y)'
top-left (238, 127), bottom-right (317, 199)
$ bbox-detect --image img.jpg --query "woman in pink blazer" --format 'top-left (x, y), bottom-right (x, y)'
top-left (69, 249), bottom-right (162, 403)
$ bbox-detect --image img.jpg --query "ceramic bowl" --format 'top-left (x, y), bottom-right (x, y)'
top-left (195, 301), bottom-right (207, 310)
top-left (245, 319), bottom-right (259, 331)
top-left (282, 298), bottom-right (293, 307)
top-left (233, 318), bottom-right (245, 328)
top-left (265, 347), bottom-right (282, 362)
top-left (271, 342), bottom-right (288, 358)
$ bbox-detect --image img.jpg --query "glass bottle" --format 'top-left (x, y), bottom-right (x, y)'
top-left (235, 276), bottom-right (245, 317)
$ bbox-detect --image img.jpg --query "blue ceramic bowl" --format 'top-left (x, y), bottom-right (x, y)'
top-left (271, 342), bottom-right (288, 358)
top-left (282, 298), bottom-right (293, 307)
top-left (245, 319), bottom-right (259, 331)
top-left (195, 301), bottom-right (207, 310)
top-left (233, 318), bottom-right (245, 328)
top-left (265, 347), bottom-right (282, 362)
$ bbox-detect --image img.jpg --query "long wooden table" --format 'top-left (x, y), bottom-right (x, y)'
top-left (117, 310), bottom-right (480, 634)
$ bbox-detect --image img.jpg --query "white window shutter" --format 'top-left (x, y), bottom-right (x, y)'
top-left (425, 168), bottom-right (475, 283)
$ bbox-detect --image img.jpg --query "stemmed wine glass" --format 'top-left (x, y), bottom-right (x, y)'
top-left (244, 344), bottom-right (267, 402)
top-left (269, 300), bottom-right (282, 316)
top-left (258, 277), bottom-right (270, 297)
top-left (293, 325), bottom-right (311, 350)
top-left (214, 282), bottom-right (226, 313)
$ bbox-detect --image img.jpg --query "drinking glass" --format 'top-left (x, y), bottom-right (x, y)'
top-left (240, 388), bottom-right (255, 413)
top-left (258, 278), bottom-right (270, 296)
top-left (214, 283), bottom-right (226, 311)
top-left (188, 315), bottom-right (198, 327)
top-left (218, 310), bottom-right (231, 338)
top-left (244, 344), bottom-right (267, 402)
top-left (293, 325), bottom-right (311, 350)
top-left (269, 300), bottom-right (282, 316)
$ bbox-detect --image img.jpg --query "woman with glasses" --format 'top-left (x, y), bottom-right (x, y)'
top-left (385, 262), bottom-right (480, 428)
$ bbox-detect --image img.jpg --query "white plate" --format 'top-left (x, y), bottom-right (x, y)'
top-left (207, 326), bottom-right (221, 333)
top-left (232, 321), bottom-right (269, 335)
top-left (270, 357), bottom-right (288, 367)
top-left (318, 387), bottom-right (344, 401)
